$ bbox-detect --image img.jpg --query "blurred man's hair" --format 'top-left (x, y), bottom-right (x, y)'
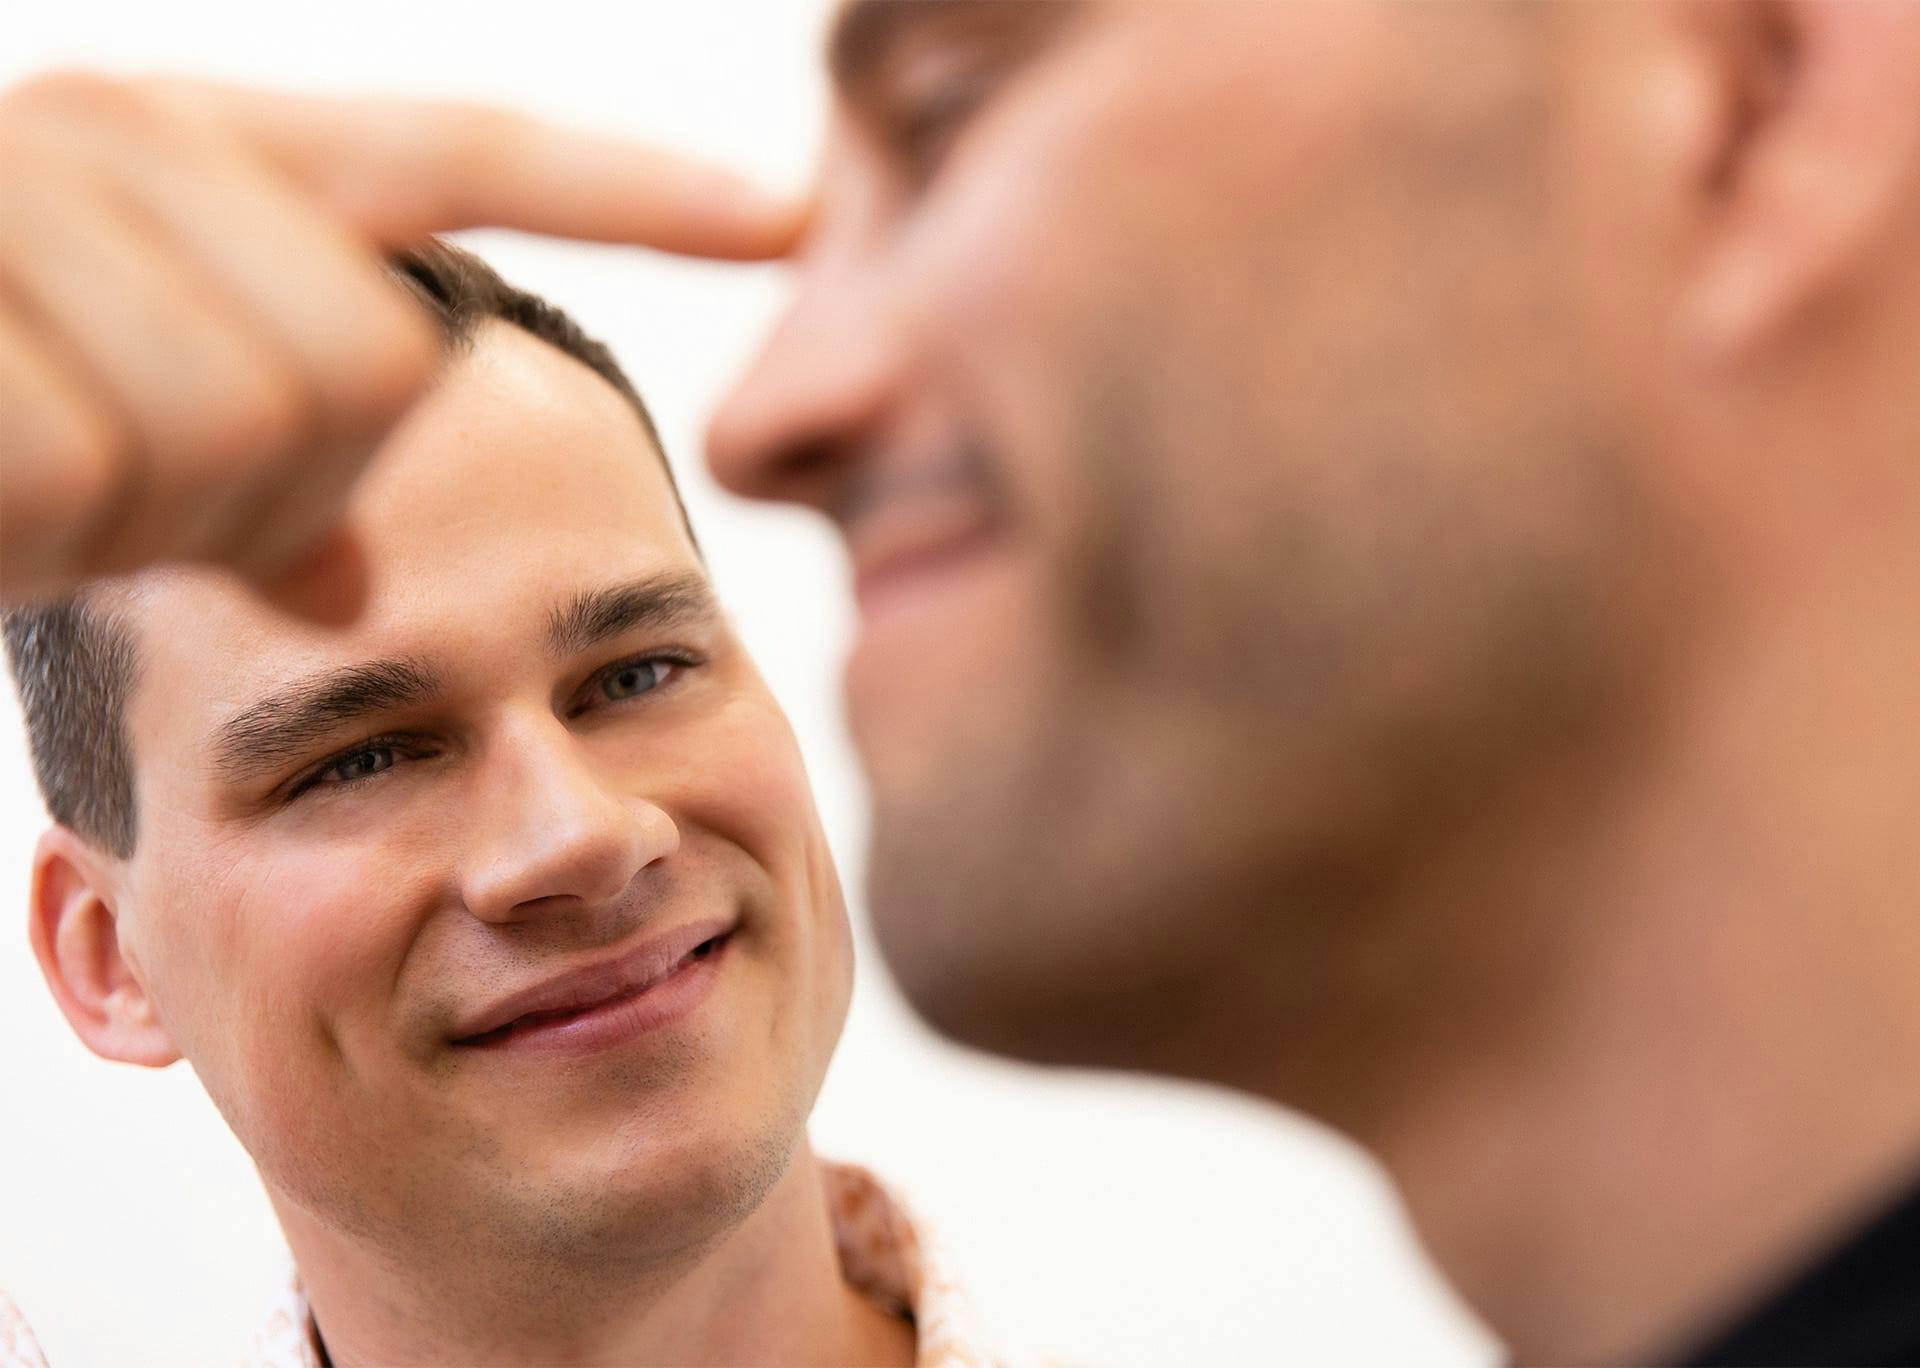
top-left (3, 239), bottom-right (682, 858)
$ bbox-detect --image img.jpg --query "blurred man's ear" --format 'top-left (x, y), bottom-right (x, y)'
top-left (1677, 0), bottom-right (1920, 363)
top-left (29, 826), bottom-right (180, 1068)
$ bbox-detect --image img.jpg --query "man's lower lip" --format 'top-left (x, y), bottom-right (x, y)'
top-left (455, 935), bottom-right (729, 1056)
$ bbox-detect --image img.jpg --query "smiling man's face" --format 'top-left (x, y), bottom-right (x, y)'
top-left (103, 321), bottom-right (851, 1271)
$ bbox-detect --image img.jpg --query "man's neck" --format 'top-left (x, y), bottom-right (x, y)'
top-left (1272, 545), bottom-right (1920, 1363)
top-left (273, 1145), bottom-right (915, 1367)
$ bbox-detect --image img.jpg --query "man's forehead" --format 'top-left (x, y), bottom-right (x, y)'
top-left (122, 323), bottom-right (705, 737)
top-left (352, 322), bottom-right (690, 558)
top-left (249, 326), bottom-right (687, 623)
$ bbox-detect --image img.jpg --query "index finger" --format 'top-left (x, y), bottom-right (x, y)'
top-left (147, 78), bottom-right (809, 259)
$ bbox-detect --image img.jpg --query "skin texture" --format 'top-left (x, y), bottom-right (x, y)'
top-left (708, 1), bottom-right (1920, 1361)
top-left (32, 324), bottom-right (912, 1367)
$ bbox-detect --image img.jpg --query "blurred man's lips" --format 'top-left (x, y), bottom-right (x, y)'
top-left (449, 917), bottom-right (734, 1053)
top-left (847, 499), bottom-right (1000, 620)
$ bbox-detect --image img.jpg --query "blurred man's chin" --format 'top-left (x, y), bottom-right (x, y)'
top-left (867, 856), bottom-right (1198, 1076)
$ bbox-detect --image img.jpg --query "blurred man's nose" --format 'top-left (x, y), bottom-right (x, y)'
top-left (459, 713), bottom-right (680, 925)
top-left (705, 255), bottom-right (898, 518)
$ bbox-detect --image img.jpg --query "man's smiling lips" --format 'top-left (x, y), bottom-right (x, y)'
top-left (844, 492), bottom-right (1002, 622)
top-left (450, 916), bottom-right (735, 1055)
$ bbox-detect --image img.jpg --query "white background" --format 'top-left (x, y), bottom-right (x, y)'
top-left (0, 4), bottom-right (1498, 1364)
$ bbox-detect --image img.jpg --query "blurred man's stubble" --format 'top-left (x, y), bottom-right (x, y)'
top-left (710, 2), bottom-right (1920, 1361)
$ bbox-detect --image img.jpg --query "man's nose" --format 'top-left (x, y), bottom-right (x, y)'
top-left (705, 259), bottom-right (897, 517)
top-left (458, 716), bottom-right (679, 925)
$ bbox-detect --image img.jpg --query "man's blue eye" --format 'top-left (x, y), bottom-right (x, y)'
top-left (601, 659), bottom-right (670, 702)
top-left (324, 747), bottom-right (394, 785)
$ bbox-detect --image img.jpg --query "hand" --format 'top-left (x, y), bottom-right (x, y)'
top-left (0, 72), bottom-right (802, 605)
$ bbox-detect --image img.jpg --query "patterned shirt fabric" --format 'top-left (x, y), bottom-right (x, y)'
top-left (0, 1289), bottom-right (49, 1368)
top-left (250, 1161), bottom-right (1010, 1368)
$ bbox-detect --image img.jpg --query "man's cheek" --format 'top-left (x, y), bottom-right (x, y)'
top-left (212, 886), bottom-right (419, 1195)
top-left (684, 697), bottom-right (818, 842)
top-left (205, 848), bottom-right (414, 1111)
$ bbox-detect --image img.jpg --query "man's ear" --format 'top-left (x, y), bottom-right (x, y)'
top-left (1677, 0), bottom-right (1920, 363)
top-left (29, 826), bottom-right (180, 1068)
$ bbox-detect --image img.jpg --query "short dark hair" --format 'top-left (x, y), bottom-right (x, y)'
top-left (4, 239), bottom-right (681, 857)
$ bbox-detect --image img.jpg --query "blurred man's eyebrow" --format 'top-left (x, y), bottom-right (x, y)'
top-left (827, 0), bottom-right (1082, 110)
top-left (212, 659), bottom-right (444, 784)
top-left (544, 571), bottom-right (721, 658)
top-left (828, 0), bottom-right (950, 99)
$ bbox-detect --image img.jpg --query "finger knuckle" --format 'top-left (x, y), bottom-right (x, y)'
top-left (0, 144), bottom-right (57, 229)
top-left (331, 303), bottom-right (440, 433)
top-left (19, 404), bottom-right (131, 530)
top-left (190, 363), bottom-right (320, 474)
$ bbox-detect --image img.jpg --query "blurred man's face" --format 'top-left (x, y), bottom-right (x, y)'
top-left (113, 324), bottom-right (851, 1273)
top-left (710, 3), bottom-right (1670, 1074)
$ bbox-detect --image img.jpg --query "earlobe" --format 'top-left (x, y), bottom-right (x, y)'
top-left (1677, 0), bottom-right (1920, 365)
top-left (29, 827), bottom-right (180, 1069)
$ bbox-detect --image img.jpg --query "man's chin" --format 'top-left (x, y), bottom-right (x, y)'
top-left (472, 1125), bottom-right (801, 1261)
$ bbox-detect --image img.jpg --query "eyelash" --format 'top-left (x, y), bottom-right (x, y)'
top-left (564, 647), bottom-right (701, 719)
top-left (284, 733), bottom-right (432, 802)
top-left (282, 650), bottom-right (702, 803)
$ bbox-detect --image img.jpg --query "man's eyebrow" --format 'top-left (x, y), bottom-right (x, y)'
top-left (212, 658), bottom-right (444, 785)
top-left (544, 571), bottom-right (721, 659)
